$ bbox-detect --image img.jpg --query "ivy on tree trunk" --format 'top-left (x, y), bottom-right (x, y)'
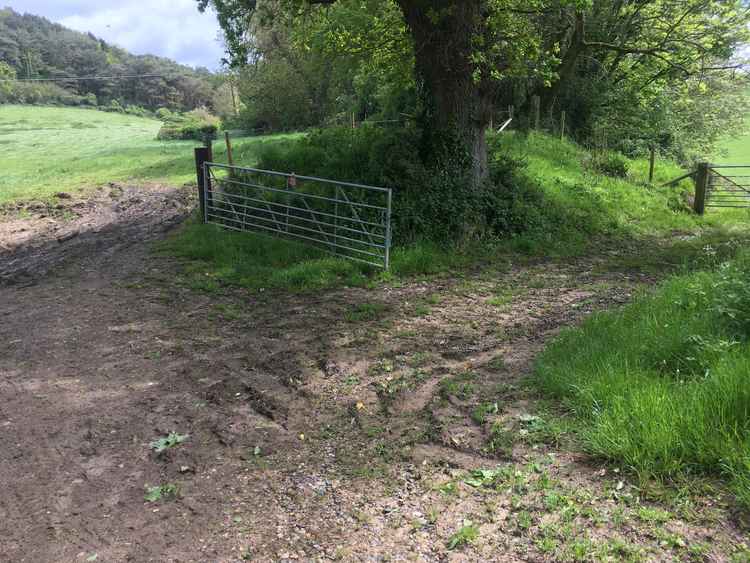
top-left (397, 1), bottom-right (492, 186)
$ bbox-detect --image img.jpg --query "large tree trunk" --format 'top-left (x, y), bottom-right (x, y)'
top-left (396, 1), bottom-right (493, 186)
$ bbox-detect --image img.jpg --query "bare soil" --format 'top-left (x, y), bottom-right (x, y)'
top-left (0, 183), bottom-right (193, 286)
top-left (0, 189), bottom-right (747, 562)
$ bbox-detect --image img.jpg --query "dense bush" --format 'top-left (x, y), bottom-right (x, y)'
top-left (586, 152), bottom-right (630, 178)
top-left (100, 101), bottom-right (151, 117)
top-left (256, 126), bottom-right (574, 245)
top-left (157, 107), bottom-right (219, 142)
top-left (100, 100), bottom-right (124, 113)
top-left (255, 127), bottom-right (705, 251)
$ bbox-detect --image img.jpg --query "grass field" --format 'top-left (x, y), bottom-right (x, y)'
top-left (715, 131), bottom-right (750, 165)
top-left (0, 105), bottom-right (297, 204)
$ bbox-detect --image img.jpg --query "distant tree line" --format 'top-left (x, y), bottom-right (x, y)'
top-left (0, 7), bottom-right (217, 112)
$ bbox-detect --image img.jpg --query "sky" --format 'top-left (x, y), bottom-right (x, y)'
top-left (5, 0), bottom-right (226, 70)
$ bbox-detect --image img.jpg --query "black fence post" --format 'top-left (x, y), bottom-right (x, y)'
top-left (194, 147), bottom-right (211, 223)
top-left (560, 110), bottom-right (566, 140)
top-left (694, 162), bottom-right (709, 215)
top-left (648, 146), bottom-right (656, 184)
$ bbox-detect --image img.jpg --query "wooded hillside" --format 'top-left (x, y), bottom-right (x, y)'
top-left (0, 7), bottom-right (215, 111)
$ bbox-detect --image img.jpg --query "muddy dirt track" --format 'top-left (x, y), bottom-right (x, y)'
top-left (0, 187), bottom-right (747, 562)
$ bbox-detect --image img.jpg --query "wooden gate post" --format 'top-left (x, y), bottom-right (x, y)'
top-left (224, 131), bottom-right (234, 166)
top-left (648, 146), bottom-right (656, 184)
top-left (694, 162), bottom-right (710, 215)
top-left (560, 111), bottom-right (566, 140)
top-left (532, 95), bottom-right (541, 130)
top-left (194, 146), bottom-right (212, 223)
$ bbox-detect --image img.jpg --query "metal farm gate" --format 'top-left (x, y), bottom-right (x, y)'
top-left (198, 160), bottom-right (393, 270)
top-left (664, 162), bottom-right (750, 215)
top-left (704, 165), bottom-right (750, 211)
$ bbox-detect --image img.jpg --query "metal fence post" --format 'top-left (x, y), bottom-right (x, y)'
top-left (194, 147), bottom-right (210, 223)
top-left (334, 185), bottom-right (340, 256)
top-left (694, 162), bottom-right (709, 215)
top-left (385, 189), bottom-right (392, 271)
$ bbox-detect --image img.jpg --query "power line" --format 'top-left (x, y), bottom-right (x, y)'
top-left (0, 74), bottom-right (172, 82)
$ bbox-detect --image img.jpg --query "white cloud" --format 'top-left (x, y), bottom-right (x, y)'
top-left (6, 0), bottom-right (225, 69)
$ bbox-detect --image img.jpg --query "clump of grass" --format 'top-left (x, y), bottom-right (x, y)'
top-left (463, 467), bottom-right (512, 489)
top-left (162, 222), bottom-right (371, 293)
top-left (346, 302), bottom-right (388, 322)
top-left (471, 402), bottom-right (499, 425)
top-left (485, 421), bottom-right (515, 457)
top-left (534, 250), bottom-right (750, 507)
top-left (447, 520), bottom-right (480, 550)
top-left (162, 221), bottom-right (476, 293)
top-left (439, 371), bottom-right (478, 400)
top-left (150, 432), bottom-right (189, 454)
top-left (144, 483), bottom-right (178, 502)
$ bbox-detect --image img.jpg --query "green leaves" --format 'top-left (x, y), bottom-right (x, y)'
top-left (447, 520), bottom-right (480, 550)
top-left (463, 467), bottom-right (510, 488)
top-left (150, 432), bottom-right (189, 454)
top-left (144, 483), bottom-right (178, 502)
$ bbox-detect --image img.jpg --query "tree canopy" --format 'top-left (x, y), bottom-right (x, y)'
top-left (202, 0), bottom-right (750, 171)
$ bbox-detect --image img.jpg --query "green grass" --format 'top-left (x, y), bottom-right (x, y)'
top-left (144, 483), bottom-right (179, 502)
top-left (493, 131), bottom-right (749, 246)
top-left (0, 104), bottom-right (299, 204)
top-left (149, 432), bottom-right (189, 454)
top-left (533, 249), bottom-right (750, 508)
top-left (20, 105), bottom-right (742, 296)
top-left (345, 302), bottom-right (389, 322)
top-left (160, 219), bottom-right (480, 293)
top-left (447, 521), bottom-right (480, 550)
top-left (715, 130), bottom-right (750, 165)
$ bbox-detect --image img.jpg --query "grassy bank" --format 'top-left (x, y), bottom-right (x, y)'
top-left (162, 131), bottom-right (750, 292)
top-left (493, 132), bottom-right (747, 243)
top-left (0, 105), bottom-right (297, 204)
top-left (534, 249), bottom-right (750, 507)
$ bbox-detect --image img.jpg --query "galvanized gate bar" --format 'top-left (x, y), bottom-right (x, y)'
top-left (207, 163), bottom-right (392, 192)
top-left (202, 162), bottom-right (393, 269)
top-left (705, 164), bottom-right (750, 209)
top-left (207, 191), bottom-right (387, 240)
